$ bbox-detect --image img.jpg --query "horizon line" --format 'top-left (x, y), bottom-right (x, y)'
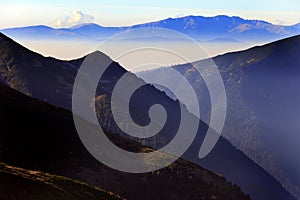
top-left (1, 14), bottom-right (299, 30)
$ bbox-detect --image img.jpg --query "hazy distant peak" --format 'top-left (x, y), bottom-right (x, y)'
top-left (69, 23), bottom-right (104, 29)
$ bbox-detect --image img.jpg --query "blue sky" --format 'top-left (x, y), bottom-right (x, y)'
top-left (1, 0), bottom-right (300, 28)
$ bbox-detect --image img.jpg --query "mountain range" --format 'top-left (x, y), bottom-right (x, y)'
top-left (0, 32), bottom-right (296, 200)
top-left (0, 78), bottom-right (251, 200)
top-left (1, 15), bottom-right (300, 43)
top-left (138, 34), bottom-right (300, 199)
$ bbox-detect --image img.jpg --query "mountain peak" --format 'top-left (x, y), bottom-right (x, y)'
top-left (69, 23), bottom-right (104, 29)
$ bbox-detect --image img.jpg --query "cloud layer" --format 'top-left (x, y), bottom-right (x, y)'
top-left (55, 10), bottom-right (94, 28)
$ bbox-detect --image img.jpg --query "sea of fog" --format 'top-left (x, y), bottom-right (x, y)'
top-left (14, 39), bottom-right (258, 72)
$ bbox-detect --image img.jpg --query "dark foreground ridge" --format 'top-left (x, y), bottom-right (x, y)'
top-left (0, 162), bottom-right (124, 200)
top-left (0, 82), bottom-right (250, 199)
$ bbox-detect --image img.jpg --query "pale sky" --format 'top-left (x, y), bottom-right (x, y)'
top-left (1, 0), bottom-right (300, 29)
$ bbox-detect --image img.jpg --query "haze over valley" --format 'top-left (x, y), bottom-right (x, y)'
top-left (0, 1), bottom-right (299, 199)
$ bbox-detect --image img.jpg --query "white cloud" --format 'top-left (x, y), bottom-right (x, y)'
top-left (55, 10), bottom-right (94, 28)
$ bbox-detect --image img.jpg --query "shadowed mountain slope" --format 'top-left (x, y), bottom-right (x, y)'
top-left (138, 35), bottom-right (300, 199)
top-left (0, 32), bottom-right (296, 200)
top-left (0, 82), bottom-right (250, 200)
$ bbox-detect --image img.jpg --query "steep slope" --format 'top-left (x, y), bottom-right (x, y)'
top-left (0, 162), bottom-right (124, 200)
top-left (211, 35), bottom-right (300, 199)
top-left (0, 32), bottom-right (295, 200)
top-left (138, 35), bottom-right (300, 199)
top-left (0, 32), bottom-right (81, 109)
top-left (0, 82), bottom-right (250, 200)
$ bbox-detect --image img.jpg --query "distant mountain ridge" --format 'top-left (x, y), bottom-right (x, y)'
top-left (1, 15), bottom-right (300, 43)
